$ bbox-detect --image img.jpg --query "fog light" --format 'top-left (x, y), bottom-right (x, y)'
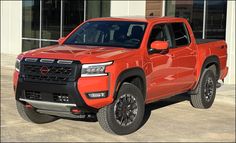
top-left (53, 93), bottom-right (69, 103)
top-left (58, 95), bottom-right (69, 102)
top-left (86, 91), bottom-right (108, 99)
top-left (71, 108), bottom-right (81, 114)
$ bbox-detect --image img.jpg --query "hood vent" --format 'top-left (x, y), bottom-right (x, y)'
top-left (25, 58), bottom-right (73, 65)
top-left (40, 59), bottom-right (55, 63)
top-left (25, 58), bottom-right (38, 62)
top-left (57, 60), bottom-right (73, 65)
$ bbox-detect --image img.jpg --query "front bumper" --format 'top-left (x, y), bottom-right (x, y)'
top-left (15, 77), bottom-right (98, 116)
top-left (14, 58), bottom-right (116, 117)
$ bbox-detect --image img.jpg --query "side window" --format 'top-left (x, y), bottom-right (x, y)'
top-left (170, 23), bottom-right (190, 47)
top-left (148, 24), bottom-right (172, 50)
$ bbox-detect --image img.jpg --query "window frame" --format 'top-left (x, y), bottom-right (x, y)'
top-left (147, 23), bottom-right (173, 54)
top-left (168, 22), bottom-right (191, 49)
top-left (22, 0), bottom-right (111, 52)
top-left (64, 21), bottom-right (148, 49)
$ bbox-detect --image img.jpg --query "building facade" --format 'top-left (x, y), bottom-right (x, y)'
top-left (1, 0), bottom-right (235, 84)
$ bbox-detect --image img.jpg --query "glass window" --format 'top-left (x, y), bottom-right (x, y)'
top-left (42, 0), bottom-right (61, 40)
top-left (22, 0), bottom-right (40, 38)
top-left (22, 0), bottom-right (111, 52)
top-left (41, 41), bottom-right (58, 47)
top-left (205, 0), bottom-right (227, 39)
top-left (101, 0), bottom-right (111, 17)
top-left (166, 0), bottom-right (204, 39)
top-left (64, 21), bottom-right (147, 49)
top-left (148, 24), bottom-right (172, 50)
top-left (166, 0), bottom-right (227, 40)
top-left (63, 0), bottom-right (84, 36)
top-left (22, 40), bottom-right (39, 52)
top-left (86, 0), bottom-right (110, 19)
top-left (170, 23), bottom-right (190, 47)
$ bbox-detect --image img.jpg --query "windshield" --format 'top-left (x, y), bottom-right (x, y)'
top-left (64, 21), bottom-right (147, 48)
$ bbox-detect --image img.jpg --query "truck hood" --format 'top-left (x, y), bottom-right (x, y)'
top-left (22, 45), bottom-right (139, 63)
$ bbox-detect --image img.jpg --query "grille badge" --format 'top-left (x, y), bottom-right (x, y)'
top-left (40, 66), bottom-right (50, 75)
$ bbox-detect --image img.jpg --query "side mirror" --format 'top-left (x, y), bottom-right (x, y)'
top-left (151, 41), bottom-right (169, 51)
top-left (58, 37), bottom-right (66, 45)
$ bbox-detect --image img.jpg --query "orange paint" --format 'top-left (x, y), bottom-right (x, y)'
top-left (13, 17), bottom-right (228, 109)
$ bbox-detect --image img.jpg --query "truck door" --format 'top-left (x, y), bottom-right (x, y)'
top-left (146, 24), bottom-right (181, 100)
top-left (167, 22), bottom-right (197, 91)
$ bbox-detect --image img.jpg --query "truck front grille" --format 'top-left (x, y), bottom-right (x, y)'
top-left (20, 58), bottom-right (81, 84)
top-left (24, 90), bottom-right (71, 103)
top-left (53, 93), bottom-right (70, 103)
top-left (25, 90), bottom-right (41, 100)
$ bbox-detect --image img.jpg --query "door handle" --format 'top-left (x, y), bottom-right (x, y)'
top-left (171, 54), bottom-right (176, 58)
top-left (190, 51), bottom-right (196, 55)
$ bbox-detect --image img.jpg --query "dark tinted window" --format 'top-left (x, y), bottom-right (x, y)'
top-left (148, 24), bottom-right (172, 49)
top-left (41, 0), bottom-right (61, 40)
top-left (22, 0), bottom-right (111, 52)
top-left (205, 0), bottom-right (227, 39)
top-left (170, 23), bottom-right (190, 47)
top-left (63, 0), bottom-right (84, 36)
top-left (22, 40), bottom-right (39, 52)
top-left (86, 0), bottom-right (110, 19)
top-left (166, 0), bottom-right (204, 39)
top-left (22, 0), bottom-right (40, 38)
top-left (41, 41), bottom-right (58, 47)
top-left (65, 21), bottom-right (147, 49)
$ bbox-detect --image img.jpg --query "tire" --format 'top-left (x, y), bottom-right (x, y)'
top-left (16, 100), bottom-right (58, 124)
top-left (97, 83), bottom-right (145, 135)
top-left (190, 69), bottom-right (216, 109)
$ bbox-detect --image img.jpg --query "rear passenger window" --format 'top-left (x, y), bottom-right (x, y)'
top-left (170, 23), bottom-right (190, 47)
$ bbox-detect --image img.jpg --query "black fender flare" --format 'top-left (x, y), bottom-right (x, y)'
top-left (113, 67), bottom-right (146, 99)
top-left (200, 55), bottom-right (220, 80)
top-left (190, 55), bottom-right (220, 94)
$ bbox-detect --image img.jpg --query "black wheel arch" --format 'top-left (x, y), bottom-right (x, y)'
top-left (113, 67), bottom-right (146, 100)
top-left (201, 55), bottom-right (220, 80)
top-left (190, 55), bottom-right (220, 95)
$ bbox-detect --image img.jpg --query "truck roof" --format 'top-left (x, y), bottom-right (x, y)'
top-left (87, 16), bottom-right (187, 23)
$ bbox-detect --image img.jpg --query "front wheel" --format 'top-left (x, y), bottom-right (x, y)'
top-left (190, 69), bottom-right (216, 109)
top-left (97, 83), bottom-right (145, 135)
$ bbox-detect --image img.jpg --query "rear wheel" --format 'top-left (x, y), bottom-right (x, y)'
top-left (16, 100), bottom-right (58, 124)
top-left (97, 83), bottom-right (145, 135)
top-left (190, 69), bottom-right (216, 109)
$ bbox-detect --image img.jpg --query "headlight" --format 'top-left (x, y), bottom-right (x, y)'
top-left (15, 59), bottom-right (21, 72)
top-left (81, 61), bottom-right (113, 77)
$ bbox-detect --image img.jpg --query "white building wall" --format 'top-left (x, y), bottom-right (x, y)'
top-left (225, 0), bottom-right (235, 84)
top-left (110, 0), bottom-right (146, 17)
top-left (1, 1), bottom-right (22, 55)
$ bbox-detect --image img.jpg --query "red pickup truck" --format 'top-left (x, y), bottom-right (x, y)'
top-left (13, 17), bottom-right (228, 135)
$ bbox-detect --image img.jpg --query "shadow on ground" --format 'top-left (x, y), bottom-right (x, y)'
top-left (62, 93), bottom-right (190, 127)
top-left (140, 93), bottom-right (190, 128)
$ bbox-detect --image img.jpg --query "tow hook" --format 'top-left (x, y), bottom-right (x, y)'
top-left (25, 103), bottom-right (33, 109)
top-left (71, 108), bottom-right (81, 115)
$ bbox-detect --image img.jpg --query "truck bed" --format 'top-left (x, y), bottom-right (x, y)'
top-left (196, 39), bottom-right (220, 44)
